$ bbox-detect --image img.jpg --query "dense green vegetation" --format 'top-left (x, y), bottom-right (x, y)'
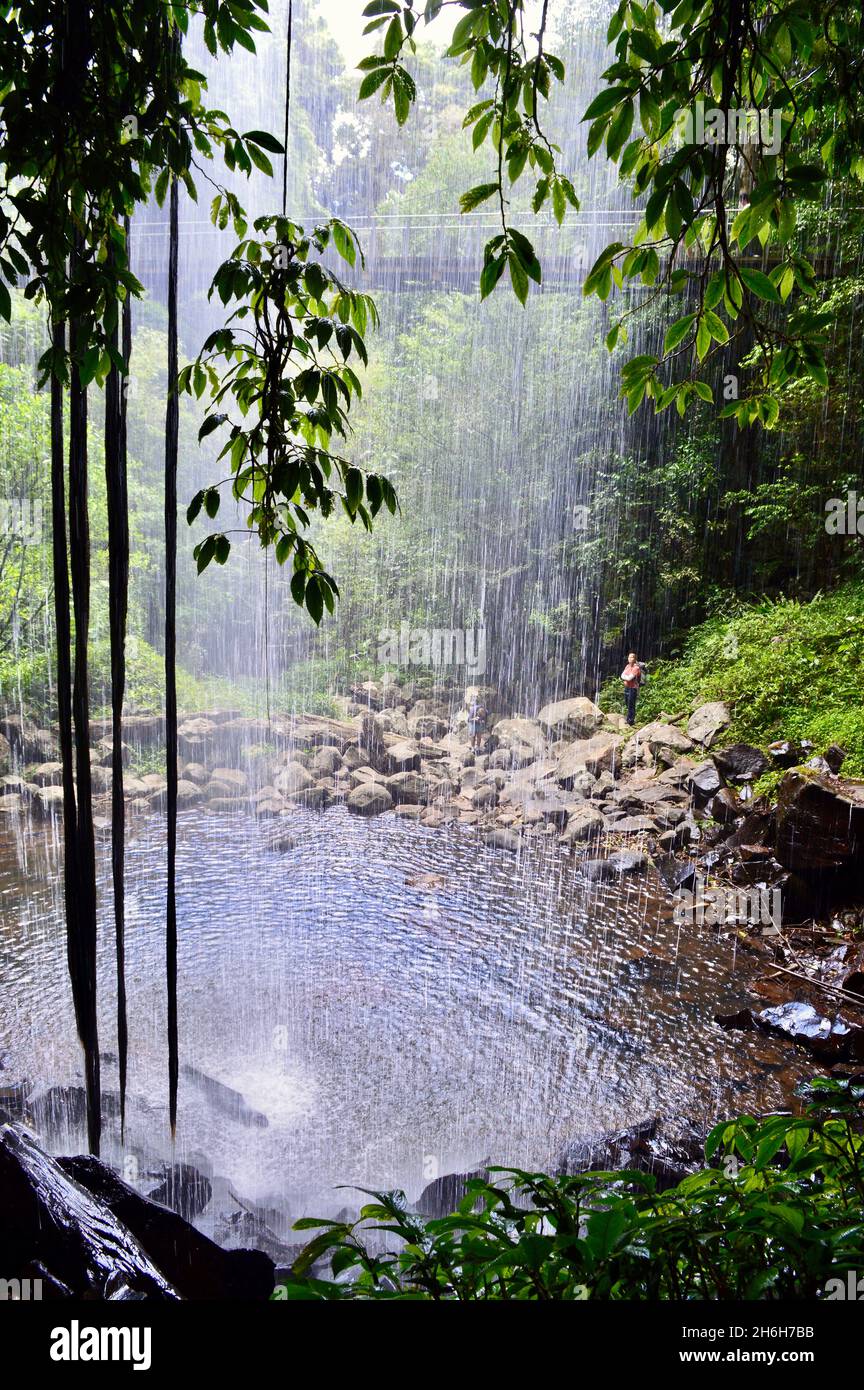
top-left (277, 1079), bottom-right (864, 1300)
top-left (602, 582), bottom-right (864, 775)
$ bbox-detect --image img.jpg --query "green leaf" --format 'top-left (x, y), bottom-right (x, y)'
top-left (663, 312), bottom-right (696, 354)
top-left (739, 267), bottom-right (781, 303)
top-left (459, 183), bottom-right (499, 213)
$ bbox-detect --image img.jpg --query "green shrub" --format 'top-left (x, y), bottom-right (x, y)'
top-left (275, 1079), bottom-right (864, 1301)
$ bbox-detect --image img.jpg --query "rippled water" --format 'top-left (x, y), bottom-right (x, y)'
top-left (0, 808), bottom-right (805, 1223)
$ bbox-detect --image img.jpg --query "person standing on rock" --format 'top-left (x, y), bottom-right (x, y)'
top-left (467, 695), bottom-right (488, 751)
top-left (621, 652), bottom-right (643, 727)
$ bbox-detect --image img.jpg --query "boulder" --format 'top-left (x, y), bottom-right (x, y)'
top-left (492, 717), bottom-right (546, 751)
top-left (471, 782), bottom-right (499, 810)
top-left (211, 768), bottom-right (248, 792)
top-left (628, 722), bottom-right (694, 762)
top-left (579, 851), bottom-right (648, 880)
top-left (58, 1155), bottom-right (273, 1299)
top-left (33, 786), bottom-right (65, 818)
top-left (0, 1126), bottom-right (179, 1299)
top-left (558, 1117), bottom-right (658, 1177)
top-left (346, 783), bottom-right (393, 817)
top-left (357, 711), bottom-right (388, 772)
top-left (713, 743), bottom-right (768, 783)
top-left (559, 804), bottom-right (606, 843)
top-left (182, 762), bottom-right (209, 785)
top-left (30, 761), bottom-right (63, 787)
top-left (537, 697), bottom-right (604, 740)
top-left (556, 733), bottom-right (623, 783)
top-left (709, 787), bottom-right (742, 824)
top-left (686, 701), bottom-right (731, 748)
top-left (482, 829), bottom-right (521, 852)
top-left (383, 739), bottom-right (422, 775)
top-left (386, 772), bottom-right (430, 805)
top-left (689, 760), bottom-right (723, 799)
top-left (273, 763), bottom-right (314, 797)
top-left (407, 713), bottom-right (450, 741)
top-left (611, 815), bottom-right (658, 835)
top-left (776, 770), bottom-right (864, 874)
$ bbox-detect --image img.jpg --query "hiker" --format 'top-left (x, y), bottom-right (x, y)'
top-left (467, 695), bottom-right (488, 751)
top-left (621, 651), bottom-right (644, 727)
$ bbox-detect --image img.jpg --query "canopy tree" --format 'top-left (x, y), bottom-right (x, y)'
top-left (360, 0), bottom-right (864, 424)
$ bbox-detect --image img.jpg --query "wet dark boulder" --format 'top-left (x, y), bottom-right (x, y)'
top-left (713, 743), bottom-right (768, 783)
top-left (709, 787), bottom-right (743, 825)
top-left (655, 853), bottom-right (698, 893)
top-left (414, 1166), bottom-right (490, 1217)
top-left (579, 851), bottom-right (648, 880)
top-left (146, 1163), bottom-right (212, 1221)
top-left (482, 828), bottom-right (521, 852)
top-left (776, 770), bottom-right (864, 875)
top-left (715, 1001), bottom-right (864, 1062)
top-left (181, 1065), bottom-right (268, 1129)
top-left (0, 1126), bottom-right (179, 1299)
top-left (689, 760), bottom-right (723, 799)
top-left (557, 1117), bottom-right (658, 1176)
top-left (60, 1156), bottom-right (274, 1299)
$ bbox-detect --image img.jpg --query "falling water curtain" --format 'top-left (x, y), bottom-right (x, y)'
top-left (165, 37), bottom-right (181, 1136)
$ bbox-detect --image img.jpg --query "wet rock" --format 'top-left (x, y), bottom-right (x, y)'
top-left (657, 823), bottom-right (692, 852)
top-left (407, 713), bottom-right (449, 741)
top-left (180, 762), bottom-right (208, 785)
top-left (146, 1163), bottom-right (212, 1221)
top-left (0, 794), bottom-right (22, 816)
top-left (767, 739), bottom-right (800, 767)
top-left (0, 716), bottom-right (57, 764)
top-left (58, 1155), bottom-right (273, 1299)
top-left (471, 782), bottom-right (499, 810)
top-left (32, 785), bottom-right (65, 819)
top-left (383, 739), bottom-right (422, 775)
top-left (386, 771), bottom-right (430, 805)
top-left (523, 799), bottom-right (569, 829)
top-left (536, 697), bottom-right (603, 740)
top-left (492, 717), bottom-right (546, 751)
top-left (346, 782), bottom-right (393, 817)
top-left (713, 743), bottom-right (768, 783)
top-left (556, 733), bottom-right (623, 784)
top-left (283, 786), bottom-right (329, 810)
top-left (274, 762), bottom-right (314, 797)
top-left (689, 760), bottom-right (723, 798)
top-left (776, 770), bottom-right (864, 874)
top-left (254, 798), bottom-right (283, 818)
top-left (357, 711), bottom-right (388, 773)
top-left (687, 701), bottom-right (731, 748)
top-left (823, 744), bottom-right (846, 774)
top-left (557, 1117), bottom-right (659, 1177)
top-left (579, 851), bottom-right (647, 880)
top-left (559, 804), bottom-right (605, 843)
top-left (181, 1065), bottom-right (268, 1128)
top-left (394, 804), bottom-right (424, 821)
top-left (414, 1166), bottom-right (489, 1217)
top-left (482, 829), bottom-right (521, 852)
top-left (611, 815), bottom-right (658, 835)
top-left (758, 1002), bottom-right (864, 1059)
top-left (350, 680), bottom-right (381, 710)
top-left (310, 745), bottom-right (342, 775)
top-left (0, 1127), bottom-right (179, 1299)
top-left (628, 721), bottom-right (694, 762)
top-left (30, 761), bottom-right (63, 787)
top-left (709, 786), bottom-right (742, 824)
top-left (655, 855), bottom-right (698, 893)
